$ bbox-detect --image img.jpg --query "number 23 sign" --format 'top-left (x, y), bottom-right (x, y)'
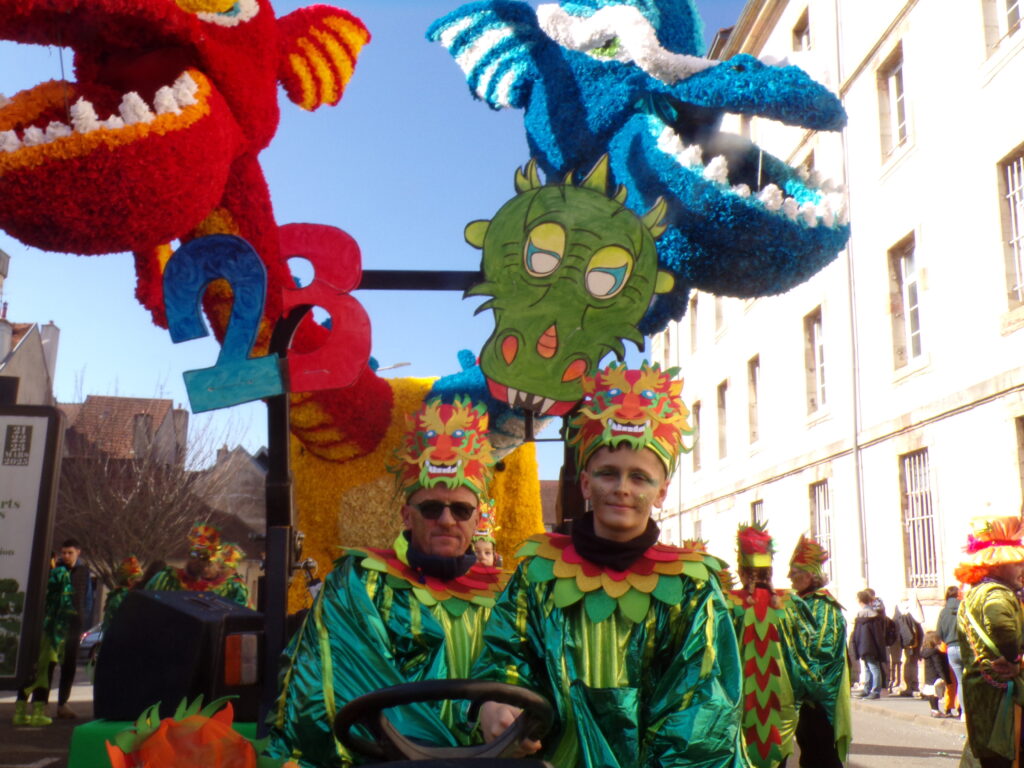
top-left (162, 224), bottom-right (371, 413)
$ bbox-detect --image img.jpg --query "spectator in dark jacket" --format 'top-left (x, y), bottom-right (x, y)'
top-left (936, 585), bottom-right (963, 717)
top-left (920, 630), bottom-right (952, 717)
top-left (853, 589), bottom-right (887, 699)
top-left (54, 538), bottom-right (91, 719)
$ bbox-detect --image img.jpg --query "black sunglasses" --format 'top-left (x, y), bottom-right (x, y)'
top-left (412, 501), bottom-right (477, 522)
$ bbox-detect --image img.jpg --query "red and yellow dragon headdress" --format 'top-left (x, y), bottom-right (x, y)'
top-left (737, 522), bottom-right (775, 569)
top-left (115, 555), bottom-right (144, 587)
top-left (568, 360), bottom-right (691, 475)
top-left (954, 515), bottom-right (1024, 585)
top-left (390, 396), bottom-right (495, 501)
top-left (188, 522), bottom-right (222, 558)
top-left (789, 534), bottom-right (829, 581)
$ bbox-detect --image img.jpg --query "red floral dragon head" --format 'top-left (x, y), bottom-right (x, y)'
top-left (0, 0), bottom-right (368, 326)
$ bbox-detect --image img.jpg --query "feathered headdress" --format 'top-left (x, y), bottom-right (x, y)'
top-left (954, 515), bottom-right (1024, 585)
top-left (188, 522), bottom-right (222, 558)
top-left (736, 522), bottom-right (774, 569)
top-left (790, 534), bottom-right (829, 581)
top-left (569, 360), bottom-right (691, 474)
top-left (390, 396), bottom-right (495, 499)
top-left (219, 543), bottom-right (245, 570)
top-left (115, 556), bottom-right (144, 587)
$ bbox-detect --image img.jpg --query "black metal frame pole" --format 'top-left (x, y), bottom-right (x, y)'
top-left (258, 305), bottom-right (310, 736)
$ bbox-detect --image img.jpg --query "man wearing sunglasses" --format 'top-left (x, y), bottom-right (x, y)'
top-left (267, 396), bottom-right (505, 768)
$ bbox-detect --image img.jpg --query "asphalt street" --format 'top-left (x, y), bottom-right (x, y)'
top-left (0, 676), bottom-right (971, 768)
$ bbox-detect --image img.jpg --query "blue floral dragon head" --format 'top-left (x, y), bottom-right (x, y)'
top-left (429, 0), bottom-right (850, 340)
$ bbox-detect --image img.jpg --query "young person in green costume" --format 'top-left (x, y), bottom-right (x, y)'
top-left (265, 396), bottom-right (505, 768)
top-left (474, 361), bottom-right (744, 768)
top-left (954, 515), bottom-right (1024, 768)
top-left (788, 535), bottom-right (852, 767)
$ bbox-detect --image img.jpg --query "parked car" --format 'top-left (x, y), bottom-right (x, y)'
top-left (78, 623), bottom-right (103, 662)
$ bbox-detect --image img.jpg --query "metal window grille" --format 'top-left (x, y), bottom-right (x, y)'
top-left (900, 449), bottom-right (938, 588)
top-left (689, 296), bottom-right (699, 353)
top-left (810, 481), bottom-right (833, 581)
top-left (751, 500), bottom-right (764, 525)
top-left (1009, 0), bottom-right (1021, 33)
top-left (1005, 153), bottom-right (1024, 305)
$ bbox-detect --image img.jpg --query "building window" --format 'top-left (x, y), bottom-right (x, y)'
top-left (751, 499), bottom-right (764, 525)
top-left (809, 480), bottom-right (833, 582)
top-left (692, 401), bottom-right (701, 471)
top-left (689, 295), bottom-right (699, 353)
top-left (804, 307), bottom-right (826, 414)
top-left (692, 511), bottom-right (702, 541)
top-left (748, 355), bottom-right (760, 444)
top-left (1001, 145), bottom-right (1024, 309)
top-left (792, 8), bottom-right (811, 51)
top-left (877, 45), bottom-right (907, 159)
top-left (715, 296), bottom-right (725, 332)
top-left (663, 325), bottom-right (672, 367)
top-left (889, 235), bottom-right (923, 368)
top-left (900, 449), bottom-right (938, 588)
top-left (984, 0), bottom-right (1022, 48)
top-left (717, 381), bottom-right (728, 459)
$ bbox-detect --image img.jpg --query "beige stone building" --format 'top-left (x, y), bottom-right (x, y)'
top-left (651, 0), bottom-right (1024, 624)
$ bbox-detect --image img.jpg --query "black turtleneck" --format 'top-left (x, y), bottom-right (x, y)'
top-left (403, 531), bottom-right (476, 583)
top-left (571, 512), bottom-right (661, 571)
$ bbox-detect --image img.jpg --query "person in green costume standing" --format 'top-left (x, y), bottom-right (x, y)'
top-left (12, 564), bottom-right (74, 726)
top-left (265, 396), bottom-right (505, 768)
top-left (144, 522), bottom-right (249, 607)
top-left (954, 515), bottom-right (1024, 768)
top-left (101, 555), bottom-right (144, 632)
top-left (788, 535), bottom-right (851, 767)
top-left (474, 360), bottom-right (744, 768)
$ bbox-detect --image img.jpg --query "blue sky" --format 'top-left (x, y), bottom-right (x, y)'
top-left (0, 0), bottom-right (747, 477)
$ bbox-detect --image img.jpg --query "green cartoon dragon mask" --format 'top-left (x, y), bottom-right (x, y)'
top-left (466, 156), bottom-right (674, 416)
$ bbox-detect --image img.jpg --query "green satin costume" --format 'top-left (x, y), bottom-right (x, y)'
top-left (799, 589), bottom-right (852, 761)
top-left (724, 588), bottom-right (817, 768)
top-left (144, 566), bottom-right (249, 607)
top-left (957, 580), bottom-right (1024, 763)
top-left (25, 566), bottom-right (74, 694)
top-left (469, 533), bottom-right (744, 768)
top-left (265, 543), bottom-right (503, 768)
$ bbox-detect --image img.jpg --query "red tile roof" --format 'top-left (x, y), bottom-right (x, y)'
top-left (59, 395), bottom-right (174, 459)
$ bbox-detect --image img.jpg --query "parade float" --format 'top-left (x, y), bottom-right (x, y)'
top-left (0, 0), bottom-right (850, 764)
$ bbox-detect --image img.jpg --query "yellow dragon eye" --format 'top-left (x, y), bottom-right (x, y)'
top-left (524, 222), bottom-right (566, 277)
top-left (585, 246), bottom-right (634, 298)
top-left (176, 0), bottom-right (236, 12)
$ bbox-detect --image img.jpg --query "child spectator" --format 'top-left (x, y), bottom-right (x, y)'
top-left (920, 630), bottom-right (952, 718)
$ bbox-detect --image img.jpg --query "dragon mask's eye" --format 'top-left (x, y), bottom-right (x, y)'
top-left (589, 37), bottom-right (622, 59)
top-left (524, 222), bottom-right (566, 277)
top-left (585, 246), bottom-right (634, 298)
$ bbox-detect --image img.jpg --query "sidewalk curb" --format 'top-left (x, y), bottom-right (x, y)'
top-left (849, 694), bottom-right (966, 733)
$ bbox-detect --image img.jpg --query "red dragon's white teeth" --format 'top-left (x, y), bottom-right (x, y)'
top-left (0, 72), bottom-right (199, 153)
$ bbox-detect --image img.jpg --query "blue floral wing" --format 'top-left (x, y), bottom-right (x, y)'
top-left (427, 1), bottom-right (543, 110)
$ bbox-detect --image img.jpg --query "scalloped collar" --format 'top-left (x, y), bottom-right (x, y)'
top-left (517, 532), bottom-right (726, 624)
top-left (345, 538), bottom-right (505, 616)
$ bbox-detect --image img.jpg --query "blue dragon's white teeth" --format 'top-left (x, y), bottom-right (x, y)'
top-left (758, 184), bottom-right (783, 211)
top-left (799, 202), bottom-right (818, 227)
top-left (704, 155), bottom-right (729, 185)
top-left (732, 183), bottom-right (752, 198)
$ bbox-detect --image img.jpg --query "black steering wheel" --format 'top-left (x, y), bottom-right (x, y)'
top-left (333, 679), bottom-right (553, 763)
